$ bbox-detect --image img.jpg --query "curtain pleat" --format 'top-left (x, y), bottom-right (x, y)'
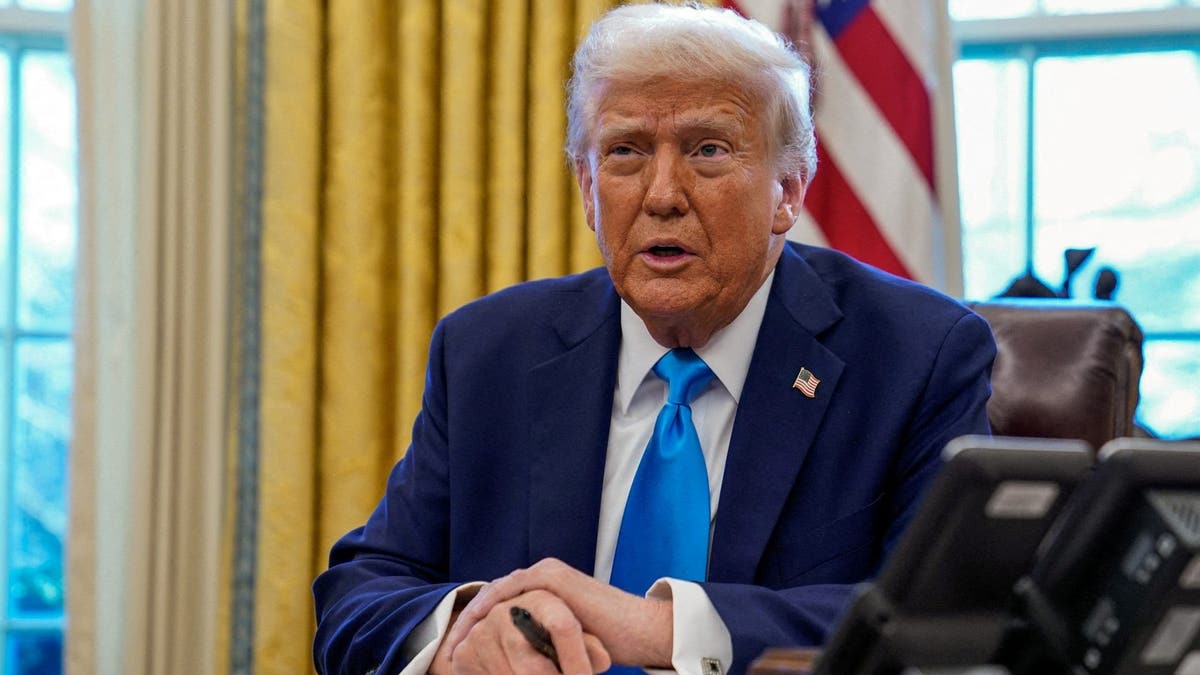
top-left (255, 0), bottom-right (324, 672)
top-left (395, 0), bottom-right (440, 468)
top-left (488, 0), bottom-right (530, 291)
top-left (527, 0), bottom-right (573, 279)
top-left (239, 2), bottom-right (620, 672)
top-left (319, 0), bottom-right (399, 553)
top-left (438, 1), bottom-right (488, 314)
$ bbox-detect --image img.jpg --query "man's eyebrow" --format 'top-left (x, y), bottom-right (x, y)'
top-left (594, 120), bottom-right (651, 144)
top-left (674, 111), bottom-right (744, 137)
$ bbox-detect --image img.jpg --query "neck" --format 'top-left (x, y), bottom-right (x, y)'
top-left (644, 319), bottom-right (727, 350)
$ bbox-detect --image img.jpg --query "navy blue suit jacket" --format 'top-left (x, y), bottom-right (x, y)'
top-left (313, 242), bottom-right (997, 675)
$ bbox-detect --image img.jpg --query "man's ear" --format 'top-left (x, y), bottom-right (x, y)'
top-left (772, 174), bottom-right (807, 236)
top-left (575, 158), bottom-right (597, 232)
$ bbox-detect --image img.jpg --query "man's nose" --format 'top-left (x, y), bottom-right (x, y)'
top-left (642, 151), bottom-right (689, 217)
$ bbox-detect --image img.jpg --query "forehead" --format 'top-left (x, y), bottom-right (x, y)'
top-left (590, 77), bottom-right (766, 139)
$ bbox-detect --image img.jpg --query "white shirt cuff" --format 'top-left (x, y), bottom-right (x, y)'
top-left (645, 578), bottom-right (733, 675)
top-left (397, 582), bottom-right (486, 674)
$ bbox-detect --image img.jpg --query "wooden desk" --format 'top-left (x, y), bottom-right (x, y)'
top-left (747, 647), bottom-right (819, 675)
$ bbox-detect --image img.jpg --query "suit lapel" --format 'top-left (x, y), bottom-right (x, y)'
top-left (709, 246), bottom-right (846, 583)
top-left (527, 274), bottom-right (621, 575)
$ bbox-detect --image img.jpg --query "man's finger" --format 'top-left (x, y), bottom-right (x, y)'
top-left (518, 599), bottom-right (593, 675)
top-left (582, 633), bottom-right (613, 674)
top-left (449, 617), bottom-right (515, 675)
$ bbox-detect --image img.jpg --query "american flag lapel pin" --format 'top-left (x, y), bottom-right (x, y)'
top-left (793, 367), bottom-right (820, 398)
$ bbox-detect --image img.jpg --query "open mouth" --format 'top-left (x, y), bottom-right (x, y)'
top-left (648, 245), bottom-right (686, 258)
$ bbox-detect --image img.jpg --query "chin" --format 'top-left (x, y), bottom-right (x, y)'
top-left (618, 266), bottom-right (723, 309)
top-left (625, 287), bottom-right (708, 322)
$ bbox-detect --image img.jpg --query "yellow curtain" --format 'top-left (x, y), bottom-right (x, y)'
top-left (224, 1), bottom-right (617, 672)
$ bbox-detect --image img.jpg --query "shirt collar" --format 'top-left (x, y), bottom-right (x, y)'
top-left (615, 271), bottom-right (775, 414)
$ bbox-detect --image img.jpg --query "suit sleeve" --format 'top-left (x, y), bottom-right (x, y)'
top-left (312, 321), bottom-right (460, 675)
top-left (702, 311), bottom-right (997, 675)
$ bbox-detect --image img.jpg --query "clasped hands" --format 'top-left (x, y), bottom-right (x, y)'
top-left (430, 558), bottom-right (674, 675)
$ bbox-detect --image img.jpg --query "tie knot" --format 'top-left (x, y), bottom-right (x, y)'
top-left (654, 348), bottom-right (715, 405)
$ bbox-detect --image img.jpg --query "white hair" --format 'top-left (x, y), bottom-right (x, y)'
top-left (566, 2), bottom-right (816, 182)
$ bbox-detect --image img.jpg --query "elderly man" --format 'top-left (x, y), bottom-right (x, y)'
top-left (313, 4), bottom-right (995, 675)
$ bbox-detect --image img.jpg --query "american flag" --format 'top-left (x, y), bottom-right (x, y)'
top-left (793, 367), bottom-right (821, 398)
top-left (726, 0), bottom-right (963, 294)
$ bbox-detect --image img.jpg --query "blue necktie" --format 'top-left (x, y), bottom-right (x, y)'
top-left (611, 348), bottom-right (715, 597)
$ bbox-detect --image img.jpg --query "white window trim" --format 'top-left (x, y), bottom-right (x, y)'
top-left (0, 7), bottom-right (68, 35)
top-left (955, 6), bottom-right (1200, 43)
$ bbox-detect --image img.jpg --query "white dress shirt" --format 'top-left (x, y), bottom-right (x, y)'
top-left (399, 273), bottom-right (775, 675)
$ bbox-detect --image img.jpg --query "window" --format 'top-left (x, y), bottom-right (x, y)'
top-left (952, 0), bottom-right (1200, 439)
top-left (0, 2), bottom-right (74, 674)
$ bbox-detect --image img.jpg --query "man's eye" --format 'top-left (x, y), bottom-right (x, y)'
top-left (697, 143), bottom-right (724, 158)
top-left (610, 145), bottom-right (635, 156)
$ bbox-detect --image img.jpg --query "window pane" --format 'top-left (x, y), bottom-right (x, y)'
top-left (950, 0), bottom-right (1037, 20)
top-left (954, 58), bottom-right (1031, 300)
top-left (5, 633), bottom-right (62, 675)
top-left (1138, 340), bottom-right (1200, 439)
top-left (18, 51), bottom-right (76, 333)
top-left (1031, 51), bottom-right (1200, 332)
top-left (8, 340), bottom-right (70, 617)
top-left (0, 50), bottom-right (10, 328)
top-left (1043, 0), bottom-right (1176, 13)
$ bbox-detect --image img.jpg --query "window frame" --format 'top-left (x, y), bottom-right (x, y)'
top-left (955, 5), bottom-right (1200, 44)
top-left (0, 8), bottom-right (66, 36)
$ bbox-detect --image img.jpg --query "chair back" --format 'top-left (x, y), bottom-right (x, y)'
top-left (968, 300), bottom-right (1144, 450)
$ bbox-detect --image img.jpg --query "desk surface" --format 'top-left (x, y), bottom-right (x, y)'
top-left (747, 647), bottom-right (818, 675)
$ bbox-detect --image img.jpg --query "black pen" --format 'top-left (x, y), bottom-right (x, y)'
top-left (510, 606), bottom-right (561, 672)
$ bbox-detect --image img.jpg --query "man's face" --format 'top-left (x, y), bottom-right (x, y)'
top-left (576, 77), bottom-right (804, 347)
